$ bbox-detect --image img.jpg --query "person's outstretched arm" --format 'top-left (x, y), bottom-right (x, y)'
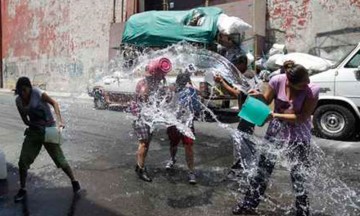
top-left (16, 105), bottom-right (30, 126)
top-left (42, 93), bottom-right (65, 128)
top-left (248, 83), bottom-right (275, 105)
top-left (214, 75), bottom-right (240, 97)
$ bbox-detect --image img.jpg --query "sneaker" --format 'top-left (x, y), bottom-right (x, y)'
top-left (72, 181), bottom-right (81, 193)
top-left (227, 169), bottom-right (236, 179)
top-left (232, 204), bottom-right (257, 215)
top-left (135, 165), bottom-right (152, 182)
top-left (188, 172), bottom-right (197, 185)
top-left (165, 158), bottom-right (176, 170)
top-left (14, 189), bottom-right (27, 203)
top-left (296, 209), bottom-right (310, 216)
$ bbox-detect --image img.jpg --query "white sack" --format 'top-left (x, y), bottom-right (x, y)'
top-left (265, 54), bottom-right (284, 71)
top-left (269, 43), bottom-right (286, 56)
top-left (275, 53), bottom-right (334, 73)
top-left (217, 14), bottom-right (252, 35)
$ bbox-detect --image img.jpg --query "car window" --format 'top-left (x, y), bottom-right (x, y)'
top-left (345, 50), bottom-right (360, 68)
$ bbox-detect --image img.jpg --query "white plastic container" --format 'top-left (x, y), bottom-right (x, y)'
top-left (0, 150), bottom-right (7, 179)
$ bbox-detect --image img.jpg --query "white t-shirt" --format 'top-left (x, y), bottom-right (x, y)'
top-left (16, 87), bottom-right (55, 128)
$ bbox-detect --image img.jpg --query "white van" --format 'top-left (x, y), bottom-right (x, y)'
top-left (310, 43), bottom-right (360, 140)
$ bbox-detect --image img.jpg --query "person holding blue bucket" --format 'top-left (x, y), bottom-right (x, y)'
top-left (232, 64), bottom-right (320, 216)
top-left (214, 54), bottom-right (260, 177)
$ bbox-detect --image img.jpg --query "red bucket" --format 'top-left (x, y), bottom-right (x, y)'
top-left (147, 57), bottom-right (172, 76)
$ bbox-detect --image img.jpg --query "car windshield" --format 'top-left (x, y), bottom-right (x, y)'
top-left (332, 44), bottom-right (358, 68)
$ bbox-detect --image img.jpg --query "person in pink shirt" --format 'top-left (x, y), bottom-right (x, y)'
top-left (232, 64), bottom-right (320, 216)
top-left (131, 58), bottom-right (171, 182)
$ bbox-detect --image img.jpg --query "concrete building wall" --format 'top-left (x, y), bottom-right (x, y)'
top-left (267, 0), bottom-right (360, 60)
top-left (1, 0), bottom-right (123, 91)
top-left (4, 0), bottom-right (360, 90)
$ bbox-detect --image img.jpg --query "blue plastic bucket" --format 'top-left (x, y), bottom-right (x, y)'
top-left (238, 96), bottom-right (271, 126)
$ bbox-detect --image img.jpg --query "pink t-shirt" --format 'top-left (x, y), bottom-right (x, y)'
top-left (266, 74), bottom-right (320, 143)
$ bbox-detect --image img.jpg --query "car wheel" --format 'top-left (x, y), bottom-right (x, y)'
top-left (94, 98), bottom-right (107, 110)
top-left (313, 104), bottom-right (356, 140)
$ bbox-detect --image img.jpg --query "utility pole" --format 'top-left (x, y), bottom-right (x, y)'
top-left (121, 0), bottom-right (124, 22)
top-left (163, 0), bottom-right (168, 10)
top-left (0, 0), bottom-right (3, 88)
top-left (252, 0), bottom-right (258, 71)
top-left (112, 0), bottom-right (117, 23)
top-left (205, 0), bottom-right (209, 7)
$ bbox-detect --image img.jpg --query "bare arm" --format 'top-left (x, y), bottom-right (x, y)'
top-left (16, 105), bottom-right (30, 126)
top-left (41, 93), bottom-right (64, 127)
top-left (137, 84), bottom-right (150, 102)
top-left (248, 84), bottom-right (275, 105)
top-left (214, 75), bottom-right (240, 97)
top-left (273, 96), bottom-right (318, 123)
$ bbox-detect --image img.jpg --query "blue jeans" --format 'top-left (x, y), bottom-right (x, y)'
top-left (241, 141), bottom-right (310, 216)
top-left (232, 119), bottom-right (255, 170)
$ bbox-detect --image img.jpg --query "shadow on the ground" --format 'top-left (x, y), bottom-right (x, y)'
top-left (0, 164), bottom-right (125, 216)
top-left (151, 166), bottom-right (228, 187)
top-left (255, 209), bottom-right (332, 216)
top-left (97, 103), bottom-right (241, 124)
top-left (166, 188), bottom-right (214, 209)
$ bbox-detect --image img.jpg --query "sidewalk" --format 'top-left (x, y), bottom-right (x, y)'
top-left (0, 88), bottom-right (92, 100)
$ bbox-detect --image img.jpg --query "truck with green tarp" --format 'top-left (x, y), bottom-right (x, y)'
top-left (121, 7), bottom-right (223, 47)
top-left (90, 7), bottom-right (250, 119)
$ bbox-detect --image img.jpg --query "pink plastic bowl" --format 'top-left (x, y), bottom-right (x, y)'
top-left (147, 57), bottom-right (172, 76)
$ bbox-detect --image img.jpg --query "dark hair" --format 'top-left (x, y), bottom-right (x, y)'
top-left (175, 72), bottom-right (191, 91)
top-left (286, 64), bottom-right (309, 84)
top-left (231, 54), bottom-right (248, 66)
top-left (229, 34), bottom-right (241, 46)
top-left (15, 77), bottom-right (32, 96)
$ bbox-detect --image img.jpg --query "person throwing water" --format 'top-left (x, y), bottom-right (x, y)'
top-left (14, 77), bottom-right (80, 202)
top-left (214, 54), bottom-right (260, 178)
top-left (232, 64), bottom-right (320, 216)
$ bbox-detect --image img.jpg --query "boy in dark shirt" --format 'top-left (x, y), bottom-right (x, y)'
top-left (214, 55), bottom-right (258, 177)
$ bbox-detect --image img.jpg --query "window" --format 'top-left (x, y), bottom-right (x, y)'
top-left (345, 51), bottom-right (360, 68)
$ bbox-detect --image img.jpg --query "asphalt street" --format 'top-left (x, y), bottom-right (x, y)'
top-left (0, 92), bottom-right (359, 216)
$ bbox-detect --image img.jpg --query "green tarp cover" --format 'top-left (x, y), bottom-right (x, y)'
top-left (122, 7), bottom-right (223, 47)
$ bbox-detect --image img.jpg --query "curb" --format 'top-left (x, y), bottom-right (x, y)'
top-left (0, 89), bottom-right (12, 94)
top-left (0, 88), bottom-right (92, 100)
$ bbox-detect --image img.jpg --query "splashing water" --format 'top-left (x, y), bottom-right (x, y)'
top-left (56, 42), bottom-right (360, 215)
top-left (120, 42), bottom-right (251, 138)
top-left (231, 120), bottom-right (360, 216)
top-left (107, 43), bottom-right (251, 89)
top-left (116, 43), bottom-right (359, 216)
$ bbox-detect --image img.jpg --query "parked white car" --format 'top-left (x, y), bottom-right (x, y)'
top-left (89, 72), bottom-right (207, 109)
top-left (311, 42), bottom-right (360, 140)
top-left (87, 46), bottom-right (255, 117)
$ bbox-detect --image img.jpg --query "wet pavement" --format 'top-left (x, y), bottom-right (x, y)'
top-left (0, 92), bottom-right (359, 216)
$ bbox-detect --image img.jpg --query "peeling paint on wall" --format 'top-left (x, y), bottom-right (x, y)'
top-left (268, 0), bottom-right (312, 42)
top-left (350, 0), bottom-right (360, 8)
top-left (268, 0), bottom-right (360, 59)
top-left (2, 0), bottom-right (114, 91)
top-left (3, 0), bottom-right (71, 59)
